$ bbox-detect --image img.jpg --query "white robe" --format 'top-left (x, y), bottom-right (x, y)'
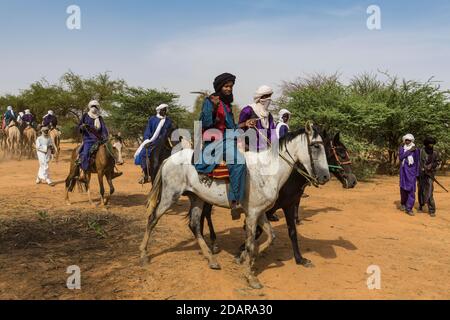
top-left (36, 135), bottom-right (54, 182)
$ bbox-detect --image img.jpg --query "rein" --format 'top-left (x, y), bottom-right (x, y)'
top-left (256, 128), bottom-right (320, 188)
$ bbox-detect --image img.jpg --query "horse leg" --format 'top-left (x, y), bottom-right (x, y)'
top-left (139, 191), bottom-right (178, 265)
top-left (284, 206), bottom-right (314, 268)
top-left (201, 203), bottom-right (219, 254)
top-left (106, 174), bottom-right (115, 199)
top-left (188, 196), bottom-right (221, 270)
top-left (255, 214), bottom-right (276, 255)
top-left (97, 171), bottom-right (107, 206)
top-left (86, 173), bottom-right (95, 207)
top-left (242, 214), bottom-right (263, 289)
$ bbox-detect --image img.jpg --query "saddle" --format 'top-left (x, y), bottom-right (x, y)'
top-left (208, 163), bottom-right (230, 180)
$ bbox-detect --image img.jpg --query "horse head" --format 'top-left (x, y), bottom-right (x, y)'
top-left (280, 122), bottom-right (330, 186)
top-left (322, 131), bottom-right (357, 189)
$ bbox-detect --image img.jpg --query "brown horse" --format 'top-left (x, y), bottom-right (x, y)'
top-left (65, 142), bottom-right (122, 207)
top-left (23, 126), bottom-right (37, 159)
top-left (6, 121), bottom-right (21, 158)
top-left (49, 128), bottom-right (61, 162)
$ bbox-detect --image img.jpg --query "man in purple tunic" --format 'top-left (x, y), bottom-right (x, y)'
top-left (239, 85), bottom-right (276, 152)
top-left (399, 134), bottom-right (421, 216)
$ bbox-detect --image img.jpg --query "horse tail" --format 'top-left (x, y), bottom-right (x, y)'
top-left (146, 158), bottom-right (170, 218)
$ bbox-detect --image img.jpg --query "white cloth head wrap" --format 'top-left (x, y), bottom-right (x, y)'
top-left (402, 134), bottom-right (416, 166)
top-left (278, 109), bottom-right (292, 122)
top-left (48, 110), bottom-right (54, 116)
top-left (402, 134), bottom-right (415, 143)
top-left (87, 101), bottom-right (101, 130)
top-left (156, 104), bottom-right (169, 119)
top-left (253, 85), bottom-right (274, 103)
top-left (25, 109), bottom-right (31, 114)
top-left (7, 106), bottom-right (12, 111)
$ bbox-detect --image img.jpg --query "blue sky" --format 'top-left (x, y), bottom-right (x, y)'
top-left (1, 0), bottom-right (450, 108)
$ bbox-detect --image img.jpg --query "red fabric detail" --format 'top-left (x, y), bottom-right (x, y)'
top-left (202, 101), bottom-right (228, 142)
top-left (208, 164), bottom-right (230, 180)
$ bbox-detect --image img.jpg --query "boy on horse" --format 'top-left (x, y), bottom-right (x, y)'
top-left (135, 104), bottom-right (173, 185)
top-left (77, 100), bottom-right (121, 182)
top-left (195, 73), bottom-right (255, 220)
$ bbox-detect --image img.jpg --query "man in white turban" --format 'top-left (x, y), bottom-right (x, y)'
top-left (239, 85), bottom-right (276, 151)
top-left (43, 110), bottom-right (58, 129)
top-left (77, 100), bottom-right (111, 178)
top-left (399, 133), bottom-right (420, 216)
top-left (276, 109), bottom-right (292, 139)
top-left (135, 104), bottom-right (174, 184)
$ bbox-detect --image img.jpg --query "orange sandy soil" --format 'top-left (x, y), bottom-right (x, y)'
top-left (0, 142), bottom-right (449, 300)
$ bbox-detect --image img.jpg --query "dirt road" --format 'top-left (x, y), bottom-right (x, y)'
top-left (0, 143), bottom-right (449, 300)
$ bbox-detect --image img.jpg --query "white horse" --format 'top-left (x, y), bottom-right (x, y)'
top-left (140, 124), bottom-right (330, 289)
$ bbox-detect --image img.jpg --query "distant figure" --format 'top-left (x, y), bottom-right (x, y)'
top-left (42, 110), bottom-right (58, 129)
top-left (22, 109), bottom-right (36, 128)
top-left (276, 109), bottom-right (292, 139)
top-left (418, 137), bottom-right (441, 217)
top-left (399, 134), bottom-right (420, 216)
top-left (113, 132), bottom-right (125, 165)
top-left (134, 104), bottom-right (173, 184)
top-left (35, 127), bottom-right (55, 186)
top-left (3, 106), bottom-right (16, 127)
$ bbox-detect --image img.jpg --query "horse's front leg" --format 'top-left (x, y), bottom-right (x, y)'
top-left (86, 173), bottom-right (95, 207)
top-left (284, 206), bottom-right (314, 268)
top-left (242, 214), bottom-right (263, 289)
top-left (97, 172), bottom-right (107, 206)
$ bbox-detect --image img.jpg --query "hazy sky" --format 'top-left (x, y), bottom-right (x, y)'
top-left (1, 0), bottom-right (449, 109)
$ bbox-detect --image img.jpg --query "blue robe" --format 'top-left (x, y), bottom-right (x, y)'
top-left (135, 116), bottom-right (173, 171)
top-left (4, 110), bottom-right (15, 125)
top-left (194, 98), bottom-right (246, 202)
top-left (78, 113), bottom-right (109, 171)
top-left (43, 114), bottom-right (58, 128)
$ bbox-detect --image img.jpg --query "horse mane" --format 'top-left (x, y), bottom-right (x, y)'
top-left (279, 126), bottom-right (320, 151)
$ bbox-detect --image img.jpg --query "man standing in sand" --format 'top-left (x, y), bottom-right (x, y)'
top-left (35, 127), bottom-right (55, 187)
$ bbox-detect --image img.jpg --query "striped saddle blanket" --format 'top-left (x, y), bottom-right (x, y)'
top-left (208, 163), bottom-right (230, 180)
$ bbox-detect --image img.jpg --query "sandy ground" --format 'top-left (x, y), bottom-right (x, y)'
top-left (0, 142), bottom-right (449, 300)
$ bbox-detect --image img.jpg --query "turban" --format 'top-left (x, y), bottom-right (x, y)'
top-left (424, 137), bottom-right (437, 146)
top-left (88, 100), bottom-right (100, 109)
top-left (19, 112), bottom-right (24, 117)
top-left (7, 106), bottom-right (12, 111)
top-left (213, 73), bottom-right (236, 93)
top-left (402, 134), bottom-right (415, 143)
top-left (156, 104), bottom-right (169, 112)
top-left (253, 85), bottom-right (274, 103)
top-left (278, 109), bottom-right (292, 120)
top-left (48, 110), bottom-right (54, 116)
top-left (25, 109), bottom-right (31, 114)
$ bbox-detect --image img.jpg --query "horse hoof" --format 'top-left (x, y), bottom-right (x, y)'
top-left (140, 256), bottom-right (150, 267)
top-left (297, 258), bottom-right (315, 268)
top-left (248, 276), bottom-right (263, 290)
top-left (212, 245), bottom-right (221, 255)
top-left (209, 262), bottom-right (222, 270)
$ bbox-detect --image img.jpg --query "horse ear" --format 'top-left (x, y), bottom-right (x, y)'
top-left (334, 132), bottom-right (341, 144)
top-left (305, 121), bottom-right (313, 134)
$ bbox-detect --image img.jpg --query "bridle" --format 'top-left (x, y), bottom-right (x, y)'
top-left (328, 141), bottom-right (352, 173)
top-left (265, 127), bottom-right (322, 188)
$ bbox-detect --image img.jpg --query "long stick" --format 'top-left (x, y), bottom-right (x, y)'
top-left (430, 175), bottom-right (449, 193)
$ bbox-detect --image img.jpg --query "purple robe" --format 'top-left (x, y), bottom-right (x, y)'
top-left (399, 146), bottom-right (420, 192)
top-left (239, 106), bottom-right (276, 151)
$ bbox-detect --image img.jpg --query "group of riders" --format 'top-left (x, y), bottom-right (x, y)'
top-left (134, 73), bottom-right (294, 220)
top-left (2, 72), bottom-right (442, 220)
top-left (1, 106), bottom-right (58, 133)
